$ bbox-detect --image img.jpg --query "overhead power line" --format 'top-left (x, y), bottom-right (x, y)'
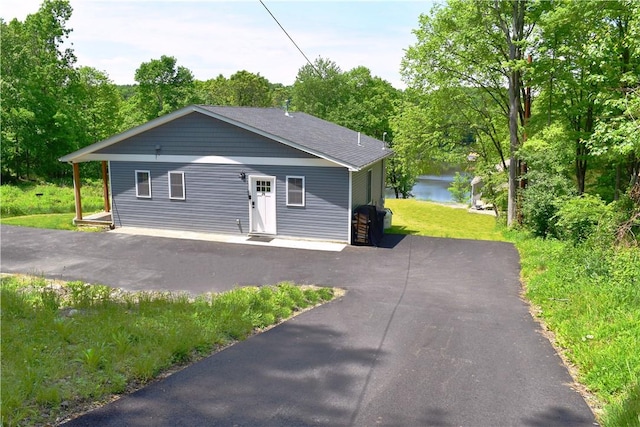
top-left (259, 0), bottom-right (322, 77)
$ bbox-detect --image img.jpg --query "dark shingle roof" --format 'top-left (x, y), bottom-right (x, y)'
top-left (198, 106), bottom-right (391, 170)
top-left (60, 105), bottom-right (392, 170)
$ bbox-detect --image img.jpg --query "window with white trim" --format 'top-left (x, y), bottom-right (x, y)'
top-left (168, 171), bottom-right (185, 200)
top-left (135, 170), bottom-right (151, 198)
top-left (286, 176), bottom-right (305, 206)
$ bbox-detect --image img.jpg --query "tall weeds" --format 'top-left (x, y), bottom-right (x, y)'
top-left (517, 235), bottom-right (639, 426)
top-left (1, 276), bottom-right (336, 426)
top-left (0, 182), bottom-right (104, 217)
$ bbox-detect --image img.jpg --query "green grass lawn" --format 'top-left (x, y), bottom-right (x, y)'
top-left (0, 182), bottom-right (104, 218)
top-left (0, 213), bottom-right (106, 231)
top-left (514, 235), bottom-right (640, 427)
top-left (0, 213), bottom-right (77, 230)
top-left (0, 182), bottom-right (107, 231)
top-left (385, 198), bottom-right (505, 241)
top-left (1, 275), bottom-right (337, 427)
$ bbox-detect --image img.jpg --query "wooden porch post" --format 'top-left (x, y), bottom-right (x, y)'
top-left (73, 162), bottom-right (83, 221)
top-left (101, 161), bottom-right (111, 212)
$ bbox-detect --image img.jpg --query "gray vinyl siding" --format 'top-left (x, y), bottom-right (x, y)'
top-left (351, 160), bottom-right (385, 209)
top-left (110, 162), bottom-right (350, 241)
top-left (275, 166), bottom-right (349, 240)
top-left (98, 113), bottom-right (314, 158)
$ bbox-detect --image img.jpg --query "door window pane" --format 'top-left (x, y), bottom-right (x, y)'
top-left (256, 180), bottom-right (272, 193)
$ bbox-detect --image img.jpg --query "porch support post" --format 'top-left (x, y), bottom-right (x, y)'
top-left (101, 161), bottom-right (111, 212)
top-left (73, 162), bottom-right (83, 221)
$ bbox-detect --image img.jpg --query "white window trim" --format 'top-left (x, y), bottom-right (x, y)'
top-left (286, 175), bottom-right (305, 207)
top-left (135, 170), bottom-right (151, 198)
top-left (168, 171), bottom-right (186, 200)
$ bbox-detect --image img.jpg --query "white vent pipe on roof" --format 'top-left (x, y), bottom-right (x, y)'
top-left (358, 132), bottom-right (362, 147)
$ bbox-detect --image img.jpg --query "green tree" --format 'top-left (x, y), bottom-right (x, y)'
top-left (134, 55), bottom-right (195, 120)
top-left (228, 70), bottom-right (273, 107)
top-left (194, 72), bottom-right (286, 108)
top-left (292, 59), bottom-right (398, 139)
top-left (1, 0), bottom-right (79, 180)
top-left (519, 123), bottom-right (576, 236)
top-left (328, 66), bottom-right (399, 140)
top-left (587, 1), bottom-right (640, 196)
top-left (402, 0), bottom-right (538, 224)
top-left (292, 57), bottom-right (345, 118)
top-left (269, 82), bottom-right (292, 110)
top-left (75, 67), bottom-right (122, 146)
top-left (292, 59), bottom-right (404, 195)
top-left (533, 0), bottom-right (639, 197)
top-left (194, 74), bottom-right (233, 105)
top-left (448, 172), bottom-right (471, 204)
top-left (393, 87), bottom-right (508, 173)
top-left (589, 88), bottom-right (640, 195)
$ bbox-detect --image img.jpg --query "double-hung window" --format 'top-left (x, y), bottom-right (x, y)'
top-left (136, 170), bottom-right (151, 198)
top-left (168, 171), bottom-right (185, 200)
top-left (286, 176), bottom-right (305, 206)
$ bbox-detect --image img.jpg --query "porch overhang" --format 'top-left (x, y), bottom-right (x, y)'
top-left (68, 160), bottom-right (112, 226)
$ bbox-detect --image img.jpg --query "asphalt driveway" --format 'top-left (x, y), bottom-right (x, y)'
top-left (0, 225), bottom-right (596, 426)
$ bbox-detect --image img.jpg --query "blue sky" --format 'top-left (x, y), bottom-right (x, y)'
top-left (3, 1), bottom-right (436, 89)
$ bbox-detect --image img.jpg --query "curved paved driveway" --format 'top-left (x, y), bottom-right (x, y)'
top-left (1, 225), bottom-right (595, 426)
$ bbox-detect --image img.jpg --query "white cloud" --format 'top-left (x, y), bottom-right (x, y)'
top-left (2, 0), bottom-right (430, 88)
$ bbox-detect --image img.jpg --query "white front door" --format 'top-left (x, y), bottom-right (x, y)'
top-left (249, 176), bottom-right (276, 234)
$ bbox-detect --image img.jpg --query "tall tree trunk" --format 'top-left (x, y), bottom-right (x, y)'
top-left (575, 144), bottom-right (587, 195)
top-left (507, 70), bottom-right (521, 225)
top-left (504, 0), bottom-right (525, 226)
top-left (576, 104), bottom-right (594, 194)
top-left (630, 157), bottom-right (640, 188)
top-left (615, 163), bottom-right (621, 201)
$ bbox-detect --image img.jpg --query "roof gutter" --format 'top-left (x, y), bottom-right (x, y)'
top-left (354, 151), bottom-right (394, 172)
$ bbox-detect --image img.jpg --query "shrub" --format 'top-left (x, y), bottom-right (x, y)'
top-left (518, 122), bottom-right (576, 237)
top-left (554, 195), bottom-right (610, 244)
top-left (610, 190), bottom-right (640, 247)
top-left (448, 172), bottom-right (471, 204)
top-left (521, 185), bottom-right (561, 237)
top-left (521, 172), bottom-right (574, 237)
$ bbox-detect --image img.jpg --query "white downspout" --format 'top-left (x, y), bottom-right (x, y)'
top-left (347, 170), bottom-right (353, 245)
top-left (108, 160), bottom-right (115, 228)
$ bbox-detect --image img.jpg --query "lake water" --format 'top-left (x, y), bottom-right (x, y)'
top-left (385, 175), bottom-right (456, 203)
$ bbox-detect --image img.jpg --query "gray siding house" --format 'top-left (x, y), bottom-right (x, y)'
top-left (60, 105), bottom-right (392, 244)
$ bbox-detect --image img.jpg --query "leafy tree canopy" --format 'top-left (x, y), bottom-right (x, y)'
top-left (133, 55), bottom-right (195, 121)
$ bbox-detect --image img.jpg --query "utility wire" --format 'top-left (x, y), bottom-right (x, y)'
top-left (259, 0), bottom-right (322, 78)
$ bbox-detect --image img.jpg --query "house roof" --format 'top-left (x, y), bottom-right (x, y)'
top-left (59, 105), bottom-right (392, 171)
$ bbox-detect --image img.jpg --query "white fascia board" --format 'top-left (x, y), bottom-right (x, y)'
top-left (355, 152), bottom-right (394, 172)
top-left (79, 154), bottom-right (343, 168)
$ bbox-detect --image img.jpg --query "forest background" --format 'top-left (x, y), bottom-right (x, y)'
top-left (2, 0), bottom-right (639, 217)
